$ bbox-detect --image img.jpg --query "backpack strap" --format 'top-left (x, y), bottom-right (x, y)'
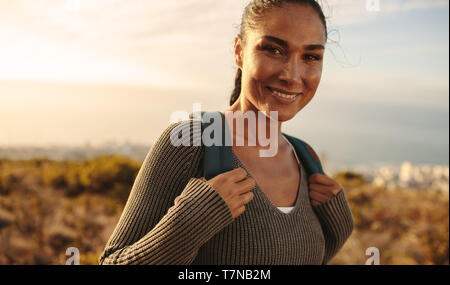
top-left (198, 111), bottom-right (324, 180)
top-left (200, 111), bottom-right (233, 180)
top-left (282, 133), bottom-right (325, 177)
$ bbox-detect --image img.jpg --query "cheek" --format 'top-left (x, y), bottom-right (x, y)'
top-left (246, 53), bottom-right (281, 82)
top-left (304, 65), bottom-right (323, 91)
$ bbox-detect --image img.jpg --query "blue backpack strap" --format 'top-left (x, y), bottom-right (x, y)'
top-left (198, 110), bottom-right (323, 180)
top-left (282, 133), bottom-right (325, 177)
top-left (200, 111), bottom-right (233, 180)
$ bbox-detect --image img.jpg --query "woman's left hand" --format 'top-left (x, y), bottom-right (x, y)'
top-left (308, 174), bottom-right (343, 207)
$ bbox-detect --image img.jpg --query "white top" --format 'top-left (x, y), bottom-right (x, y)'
top-left (276, 135), bottom-right (301, 215)
top-left (277, 206), bottom-right (295, 214)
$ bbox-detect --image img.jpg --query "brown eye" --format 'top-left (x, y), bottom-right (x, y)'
top-left (304, 54), bottom-right (321, 61)
top-left (263, 45), bottom-right (282, 55)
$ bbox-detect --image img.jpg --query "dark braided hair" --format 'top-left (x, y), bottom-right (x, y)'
top-left (229, 0), bottom-right (328, 106)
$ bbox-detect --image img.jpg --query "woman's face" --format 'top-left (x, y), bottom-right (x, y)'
top-left (235, 3), bottom-right (326, 122)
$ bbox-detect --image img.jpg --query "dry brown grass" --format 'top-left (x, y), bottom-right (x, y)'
top-left (0, 158), bottom-right (448, 265)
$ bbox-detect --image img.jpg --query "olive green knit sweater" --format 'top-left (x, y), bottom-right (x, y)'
top-left (99, 119), bottom-right (354, 265)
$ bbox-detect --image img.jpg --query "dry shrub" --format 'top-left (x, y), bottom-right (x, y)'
top-left (0, 160), bottom-right (447, 265)
top-left (330, 179), bottom-right (449, 265)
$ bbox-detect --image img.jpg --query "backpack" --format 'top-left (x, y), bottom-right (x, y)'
top-left (197, 111), bottom-right (325, 180)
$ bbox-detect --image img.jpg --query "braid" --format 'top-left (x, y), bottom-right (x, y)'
top-left (229, 68), bottom-right (242, 106)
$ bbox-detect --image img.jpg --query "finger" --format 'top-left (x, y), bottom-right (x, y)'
top-left (235, 205), bottom-right (246, 218)
top-left (239, 191), bottom-right (254, 205)
top-left (199, 177), bottom-right (207, 182)
top-left (228, 168), bottom-right (249, 182)
top-left (236, 178), bottom-right (256, 194)
top-left (309, 190), bottom-right (330, 203)
top-left (309, 183), bottom-right (335, 197)
top-left (311, 199), bottom-right (321, 207)
top-left (308, 174), bottom-right (335, 186)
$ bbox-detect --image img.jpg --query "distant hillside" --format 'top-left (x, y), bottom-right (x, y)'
top-left (0, 144), bottom-right (448, 193)
top-left (0, 143), bottom-right (151, 162)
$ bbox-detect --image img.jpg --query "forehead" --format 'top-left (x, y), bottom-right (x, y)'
top-left (249, 3), bottom-right (326, 47)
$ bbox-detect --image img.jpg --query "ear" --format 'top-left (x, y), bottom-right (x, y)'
top-left (234, 35), bottom-right (244, 69)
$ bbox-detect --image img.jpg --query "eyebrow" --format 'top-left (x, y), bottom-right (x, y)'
top-left (262, 35), bottom-right (325, 51)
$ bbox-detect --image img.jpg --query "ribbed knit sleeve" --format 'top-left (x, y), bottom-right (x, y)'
top-left (312, 189), bottom-right (354, 265)
top-left (98, 120), bottom-right (234, 265)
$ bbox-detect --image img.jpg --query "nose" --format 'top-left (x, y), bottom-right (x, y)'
top-left (279, 55), bottom-right (304, 88)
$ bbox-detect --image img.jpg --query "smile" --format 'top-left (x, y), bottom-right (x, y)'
top-left (267, 87), bottom-right (302, 103)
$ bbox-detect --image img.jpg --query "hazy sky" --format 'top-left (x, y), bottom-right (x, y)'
top-left (0, 0), bottom-right (448, 167)
top-left (0, 0), bottom-right (448, 92)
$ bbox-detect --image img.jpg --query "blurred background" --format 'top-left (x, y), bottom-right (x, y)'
top-left (0, 0), bottom-right (448, 265)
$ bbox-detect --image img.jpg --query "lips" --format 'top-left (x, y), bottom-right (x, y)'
top-left (267, 87), bottom-right (302, 103)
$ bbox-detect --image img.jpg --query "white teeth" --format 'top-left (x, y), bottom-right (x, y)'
top-left (272, 90), bottom-right (298, 99)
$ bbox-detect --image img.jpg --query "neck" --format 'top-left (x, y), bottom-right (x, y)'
top-left (221, 96), bottom-right (286, 155)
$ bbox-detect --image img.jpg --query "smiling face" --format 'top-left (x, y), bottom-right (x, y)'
top-left (234, 3), bottom-right (327, 122)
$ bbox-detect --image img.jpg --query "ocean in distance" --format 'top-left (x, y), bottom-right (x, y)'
top-left (285, 99), bottom-right (449, 171)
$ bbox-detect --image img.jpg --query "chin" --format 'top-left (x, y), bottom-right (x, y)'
top-left (277, 111), bottom-right (296, 122)
top-left (261, 105), bottom-right (297, 122)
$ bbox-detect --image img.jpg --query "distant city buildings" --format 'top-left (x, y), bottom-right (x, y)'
top-left (370, 162), bottom-right (449, 194)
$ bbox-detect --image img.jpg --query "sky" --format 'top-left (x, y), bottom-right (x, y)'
top-left (0, 0), bottom-right (448, 168)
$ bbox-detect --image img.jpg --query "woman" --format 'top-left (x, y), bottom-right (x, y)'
top-left (99, 0), bottom-right (354, 265)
